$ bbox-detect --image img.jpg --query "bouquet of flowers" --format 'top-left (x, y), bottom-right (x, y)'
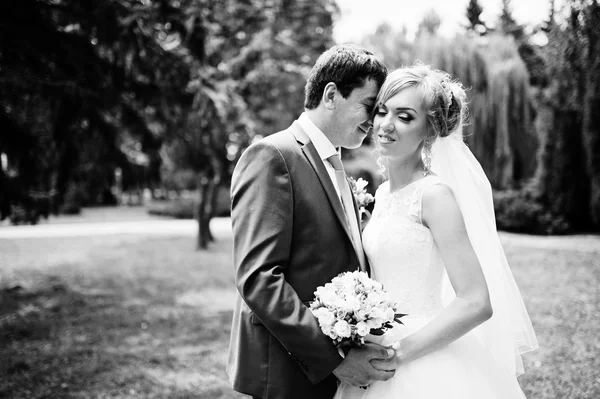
top-left (348, 177), bottom-right (374, 221)
top-left (310, 270), bottom-right (406, 356)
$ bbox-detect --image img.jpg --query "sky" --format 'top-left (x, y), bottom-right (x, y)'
top-left (333, 0), bottom-right (564, 42)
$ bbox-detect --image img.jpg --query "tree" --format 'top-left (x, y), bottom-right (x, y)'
top-left (0, 0), bottom-right (187, 222)
top-left (542, 0), bottom-right (557, 32)
top-left (498, 0), bottom-right (524, 39)
top-left (466, 0), bottom-right (487, 35)
top-left (159, 0), bottom-right (338, 249)
top-left (537, 0), bottom-right (600, 229)
top-left (417, 9), bottom-right (442, 37)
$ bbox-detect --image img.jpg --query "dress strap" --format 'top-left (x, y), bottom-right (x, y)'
top-left (409, 175), bottom-right (443, 225)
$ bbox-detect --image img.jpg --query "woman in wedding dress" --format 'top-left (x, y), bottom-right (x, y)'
top-left (335, 65), bottom-right (538, 399)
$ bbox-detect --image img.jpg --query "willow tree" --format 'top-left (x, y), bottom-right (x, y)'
top-left (483, 35), bottom-right (536, 188)
top-left (409, 34), bottom-right (534, 189)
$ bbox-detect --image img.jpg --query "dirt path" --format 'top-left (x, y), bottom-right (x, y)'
top-left (1, 206), bottom-right (598, 253)
top-left (499, 231), bottom-right (600, 253)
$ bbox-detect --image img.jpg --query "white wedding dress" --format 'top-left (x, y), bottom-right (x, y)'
top-left (334, 175), bottom-right (527, 399)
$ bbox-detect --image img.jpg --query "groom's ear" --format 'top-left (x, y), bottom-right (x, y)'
top-left (322, 82), bottom-right (337, 110)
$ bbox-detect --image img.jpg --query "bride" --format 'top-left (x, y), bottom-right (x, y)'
top-left (335, 65), bottom-right (538, 398)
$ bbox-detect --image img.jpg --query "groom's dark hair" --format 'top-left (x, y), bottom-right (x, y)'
top-left (304, 44), bottom-right (387, 110)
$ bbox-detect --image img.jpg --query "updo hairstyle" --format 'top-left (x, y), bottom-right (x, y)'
top-left (375, 64), bottom-right (468, 141)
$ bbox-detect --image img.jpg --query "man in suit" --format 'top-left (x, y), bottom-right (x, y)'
top-left (227, 44), bottom-right (395, 399)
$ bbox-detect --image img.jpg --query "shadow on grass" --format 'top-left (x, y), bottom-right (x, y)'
top-left (0, 274), bottom-right (238, 399)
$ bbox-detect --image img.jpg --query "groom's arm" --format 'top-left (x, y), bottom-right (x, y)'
top-left (231, 140), bottom-right (343, 384)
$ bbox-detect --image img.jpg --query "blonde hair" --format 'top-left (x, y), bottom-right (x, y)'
top-left (374, 64), bottom-right (468, 177)
top-left (376, 64), bottom-right (467, 140)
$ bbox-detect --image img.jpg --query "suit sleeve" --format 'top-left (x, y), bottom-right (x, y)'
top-left (231, 140), bottom-right (343, 384)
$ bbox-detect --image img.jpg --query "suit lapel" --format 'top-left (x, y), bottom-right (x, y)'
top-left (289, 121), bottom-right (355, 246)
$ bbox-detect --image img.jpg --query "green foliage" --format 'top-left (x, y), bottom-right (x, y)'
top-left (465, 0), bottom-right (487, 35)
top-left (155, 0), bottom-right (337, 248)
top-left (0, 0), bottom-right (338, 231)
top-left (493, 187), bottom-right (570, 234)
top-left (417, 9), bottom-right (442, 37)
top-left (498, 0), bottom-right (524, 39)
top-left (366, 32), bottom-right (533, 189)
top-left (534, 0), bottom-right (600, 230)
top-left (147, 198), bottom-right (196, 219)
top-left (161, 0), bottom-right (337, 178)
top-left (59, 183), bottom-right (85, 215)
top-left (361, 28), bottom-right (598, 233)
top-left (517, 42), bottom-right (549, 86)
top-left (146, 188), bottom-right (230, 218)
top-left (0, 0), bottom-right (186, 220)
top-left (487, 58), bottom-right (536, 187)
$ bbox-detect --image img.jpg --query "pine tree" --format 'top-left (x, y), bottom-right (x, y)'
top-left (466, 0), bottom-right (487, 35)
top-left (417, 9), bottom-right (442, 37)
top-left (542, 0), bottom-right (556, 32)
top-left (499, 0), bottom-right (524, 39)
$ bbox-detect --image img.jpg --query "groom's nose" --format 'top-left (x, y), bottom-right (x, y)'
top-left (358, 119), bottom-right (373, 134)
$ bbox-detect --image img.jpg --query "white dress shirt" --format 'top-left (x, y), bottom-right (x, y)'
top-left (297, 113), bottom-right (342, 199)
top-left (297, 113), bottom-right (367, 271)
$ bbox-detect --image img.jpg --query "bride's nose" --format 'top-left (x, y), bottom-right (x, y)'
top-left (381, 120), bottom-right (394, 133)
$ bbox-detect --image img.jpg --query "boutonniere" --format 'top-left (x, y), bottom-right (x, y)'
top-left (348, 177), bottom-right (374, 222)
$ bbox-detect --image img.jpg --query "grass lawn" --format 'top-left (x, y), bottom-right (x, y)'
top-left (1, 224), bottom-right (599, 398)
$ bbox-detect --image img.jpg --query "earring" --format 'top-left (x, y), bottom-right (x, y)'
top-left (422, 139), bottom-right (432, 176)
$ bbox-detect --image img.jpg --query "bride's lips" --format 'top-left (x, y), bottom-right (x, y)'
top-left (378, 134), bottom-right (396, 144)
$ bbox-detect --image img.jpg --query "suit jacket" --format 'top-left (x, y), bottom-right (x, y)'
top-left (227, 120), bottom-right (367, 399)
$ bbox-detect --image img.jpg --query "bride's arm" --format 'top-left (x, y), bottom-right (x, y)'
top-left (376, 183), bottom-right (493, 368)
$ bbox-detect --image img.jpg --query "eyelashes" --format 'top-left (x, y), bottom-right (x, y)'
top-left (374, 110), bottom-right (413, 122)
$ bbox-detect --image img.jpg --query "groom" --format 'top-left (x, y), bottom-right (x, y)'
top-left (227, 44), bottom-right (395, 399)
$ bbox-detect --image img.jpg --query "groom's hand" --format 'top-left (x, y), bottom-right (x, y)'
top-left (332, 343), bottom-right (396, 387)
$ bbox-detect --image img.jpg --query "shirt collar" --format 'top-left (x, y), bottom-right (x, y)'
top-left (297, 112), bottom-right (339, 161)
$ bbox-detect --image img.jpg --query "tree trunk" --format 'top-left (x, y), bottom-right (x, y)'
top-left (582, 75), bottom-right (600, 228)
top-left (195, 173), bottom-right (220, 250)
top-left (196, 175), bottom-right (210, 250)
top-left (582, 7), bottom-right (600, 228)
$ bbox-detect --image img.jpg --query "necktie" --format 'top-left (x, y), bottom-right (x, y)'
top-left (327, 154), bottom-right (367, 272)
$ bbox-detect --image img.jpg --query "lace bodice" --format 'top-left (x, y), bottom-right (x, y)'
top-left (363, 175), bottom-right (446, 318)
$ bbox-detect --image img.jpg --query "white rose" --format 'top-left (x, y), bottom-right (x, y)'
top-left (332, 296), bottom-right (347, 310)
top-left (332, 276), bottom-right (345, 289)
top-left (367, 292), bottom-right (383, 306)
top-left (321, 324), bottom-right (337, 340)
top-left (315, 309), bottom-right (336, 326)
top-left (366, 318), bottom-right (383, 329)
top-left (355, 308), bottom-right (368, 322)
top-left (324, 282), bottom-right (335, 290)
top-left (356, 271), bottom-right (370, 285)
top-left (385, 307), bottom-right (395, 321)
top-left (318, 289), bottom-right (339, 307)
top-left (335, 309), bottom-right (347, 320)
top-left (356, 321), bottom-right (370, 336)
top-left (355, 178), bottom-right (369, 192)
top-left (342, 296), bottom-right (361, 313)
top-left (357, 192), bottom-right (366, 203)
top-left (371, 307), bottom-right (387, 320)
top-left (339, 273), bottom-right (356, 289)
top-left (333, 320), bottom-right (352, 338)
